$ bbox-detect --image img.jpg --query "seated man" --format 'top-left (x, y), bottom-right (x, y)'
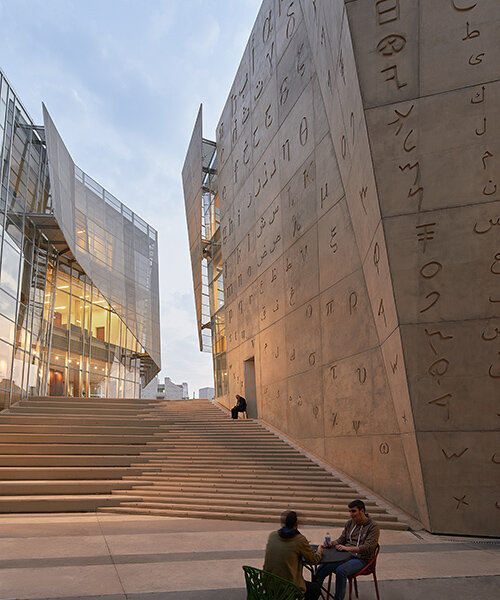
top-left (231, 394), bottom-right (247, 419)
top-left (264, 510), bottom-right (323, 600)
top-left (314, 499), bottom-right (380, 600)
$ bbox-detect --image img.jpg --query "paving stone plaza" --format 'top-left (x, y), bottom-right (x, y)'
top-left (0, 513), bottom-right (498, 600)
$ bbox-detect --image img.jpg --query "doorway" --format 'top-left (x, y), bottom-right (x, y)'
top-left (243, 357), bottom-right (257, 418)
top-left (49, 369), bottom-right (65, 396)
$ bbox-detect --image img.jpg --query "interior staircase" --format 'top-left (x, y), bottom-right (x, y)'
top-left (0, 397), bottom-right (408, 529)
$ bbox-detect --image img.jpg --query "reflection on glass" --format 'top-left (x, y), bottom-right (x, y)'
top-left (0, 73), bottom-right (159, 406)
top-left (0, 241), bottom-right (20, 297)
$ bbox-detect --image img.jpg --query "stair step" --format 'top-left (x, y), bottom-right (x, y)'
top-left (99, 504), bottom-right (408, 530)
top-left (0, 466), bottom-right (158, 480)
top-left (0, 424), bottom-right (160, 434)
top-left (0, 415), bottom-right (161, 427)
top-left (0, 495), bottom-right (142, 512)
top-left (9, 406), bottom-right (145, 414)
top-left (0, 433), bottom-right (156, 444)
top-left (0, 480), bottom-right (139, 495)
top-left (0, 444), bottom-right (149, 455)
top-left (0, 397), bottom-right (410, 529)
top-left (127, 480), bottom-right (350, 492)
top-left (115, 491), bottom-right (397, 518)
top-left (0, 454), bottom-right (146, 466)
top-left (126, 485), bottom-right (362, 500)
top-left (126, 468), bottom-right (335, 479)
top-left (123, 474), bottom-right (352, 487)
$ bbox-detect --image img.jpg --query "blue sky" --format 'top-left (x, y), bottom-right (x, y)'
top-left (0, 0), bottom-right (260, 396)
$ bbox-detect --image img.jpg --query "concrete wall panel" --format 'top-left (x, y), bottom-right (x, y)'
top-left (201, 0), bottom-right (500, 535)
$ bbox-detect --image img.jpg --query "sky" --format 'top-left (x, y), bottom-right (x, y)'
top-left (0, 0), bottom-right (261, 397)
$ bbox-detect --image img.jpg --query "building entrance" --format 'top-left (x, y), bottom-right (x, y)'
top-left (49, 369), bottom-right (65, 396)
top-left (243, 357), bottom-right (257, 418)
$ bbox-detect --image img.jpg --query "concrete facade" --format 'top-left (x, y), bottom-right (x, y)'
top-left (185, 0), bottom-right (500, 536)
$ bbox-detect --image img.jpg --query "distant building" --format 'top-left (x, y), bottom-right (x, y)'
top-left (159, 377), bottom-right (188, 400)
top-left (141, 376), bottom-right (160, 399)
top-left (141, 376), bottom-right (189, 400)
top-left (199, 387), bottom-right (215, 401)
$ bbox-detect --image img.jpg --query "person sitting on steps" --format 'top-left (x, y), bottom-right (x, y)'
top-left (231, 394), bottom-right (247, 419)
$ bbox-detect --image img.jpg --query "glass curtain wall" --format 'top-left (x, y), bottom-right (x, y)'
top-left (201, 144), bottom-right (228, 397)
top-left (0, 70), bottom-right (156, 408)
top-left (46, 257), bottom-right (142, 399)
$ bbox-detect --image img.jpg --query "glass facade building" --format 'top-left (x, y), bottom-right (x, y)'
top-left (182, 107), bottom-right (227, 398)
top-left (0, 69), bottom-right (160, 408)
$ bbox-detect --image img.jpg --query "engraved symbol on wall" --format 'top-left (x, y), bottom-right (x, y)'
top-left (425, 328), bottom-right (454, 356)
top-left (379, 443), bottom-right (390, 455)
top-left (377, 34), bottom-right (406, 56)
top-left (359, 186), bottom-right (368, 214)
top-left (451, 1), bottom-right (477, 11)
top-left (381, 64), bottom-right (407, 89)
top-left (321, 182), bottom-right (329, 208)
top-left (416, 222), bottom-right (436, 253)
top-left (376, 0), bottom-right (400, 25)
top-left (442, 448), bottom-right (469, 460)
top-left (330, 227), bottom-right (338, 252)
top-left (373, 242), bottom-right (380, 274)
top-left (378, 299), bottom-right (387, 327)
top-left (463, 21), bottom-right (480, 40)
top-left (280, 77), bottom-right (289, 106)
top-left (453, 495), bottom-right (469, 509)
top-left (490, 253), bottom-right (500, 275)
top-left (428, 393), bottom-right (452, 421)
top-left (428, 358), bottom-right (450, 385)
top-left (357, 367), bottom-right (367, 384)
top-left (349, 292), bottom-right (358, 315)
top-left (299, 117), bottom-right (308, 146)
top-left (352, 420), bottom-right (361, 434)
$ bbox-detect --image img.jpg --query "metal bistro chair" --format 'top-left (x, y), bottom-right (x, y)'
top-left (242, 565), bottom-right (304, 600)
top-left (239, 409), bottom-right (248, 419)
top-left (347, 544), bottom-right (381, 600)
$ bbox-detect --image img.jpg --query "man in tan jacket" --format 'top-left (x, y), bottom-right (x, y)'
top-left (314, 500), bottom-right (380, 600)
top-left (264, 510), bottom-right (323, 599)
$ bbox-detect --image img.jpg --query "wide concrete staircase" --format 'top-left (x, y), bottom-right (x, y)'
top-left (0, 397), bottom-right (407, 529)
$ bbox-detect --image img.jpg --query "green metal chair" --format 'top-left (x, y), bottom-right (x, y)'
top-left (242, 566), bottom-right (304, 599)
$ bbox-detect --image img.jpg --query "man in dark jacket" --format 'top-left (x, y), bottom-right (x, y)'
top-left (264, 510), bottom-right (323, 600)
top-left (314, 500), bottom-right (380, 600)
top-left (231, 394), bottom-right (247, 419)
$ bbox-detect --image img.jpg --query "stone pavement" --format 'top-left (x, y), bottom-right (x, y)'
top-left (0, 513), bottom-right (498, 600)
